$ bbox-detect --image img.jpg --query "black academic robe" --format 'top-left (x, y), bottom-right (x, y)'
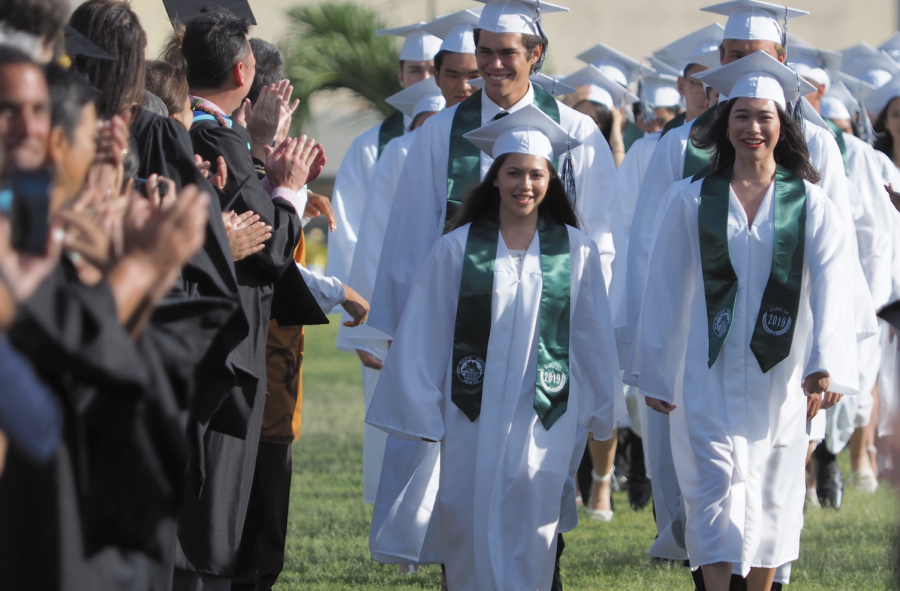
top-left (172, 117), bottom-right (304, 582)
top-left (0, 260), bottom-right (234, 591)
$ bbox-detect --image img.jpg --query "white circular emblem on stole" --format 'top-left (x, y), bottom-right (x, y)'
top-left (540, 365), bottom-right (567, 393)
top-left (762, 306), bottom-right (792, 336)
top-left (713, 308), bottom-right (732, 338)
top-left (456, 355), bottom-right (485, 385)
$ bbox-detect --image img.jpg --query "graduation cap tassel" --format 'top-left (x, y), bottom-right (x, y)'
top-left (638, 75), bottom-right (657, 125)
top-left (789, 74), bottom-right (804, 132)
top-left (562, 142), bottom-right (577, 205)
top-left (782, 7), bottom-right (789, 57)
top-left (858, 100), bottom-right (877, 145)
top-left (532, 0), bottom-right (548, 73)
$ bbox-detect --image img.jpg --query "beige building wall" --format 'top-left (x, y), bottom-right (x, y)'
top-left (93, 0), bottom-right (899, 174)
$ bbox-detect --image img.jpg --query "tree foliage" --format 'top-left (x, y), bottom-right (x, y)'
top-left (280, 3), bottom-right (402, 127)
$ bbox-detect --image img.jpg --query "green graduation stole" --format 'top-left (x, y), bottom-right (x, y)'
top-left (825, 120), bottom-right (850, 177)
top-left (683, 105), bottom-right (718, 179)
top-left (451, 216), bottom-right (572, 429)
top-left (699, 165), bottom-right (807, 372)
top-left (623, 120), bottom-right (645, 152)
top-left (377, 110), bottom-right (405, 159)
top-left (661, 112), bottom-right (687, 138)
top-left (444, 87), bottom-right (561, 233)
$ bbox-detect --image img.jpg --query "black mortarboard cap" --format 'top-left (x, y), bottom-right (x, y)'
top-left (162, 0), bottom-right (257, 27)
top-left (63, 24), bottom-right (115, 61)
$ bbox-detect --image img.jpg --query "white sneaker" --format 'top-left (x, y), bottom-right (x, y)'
top-left (852, 468), bottom-right (879, 493)
top-left (805, 487), bottom-right (821, 508)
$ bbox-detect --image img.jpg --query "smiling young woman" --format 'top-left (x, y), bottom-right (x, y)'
top-left (632, 51), bottom-right (859, 591)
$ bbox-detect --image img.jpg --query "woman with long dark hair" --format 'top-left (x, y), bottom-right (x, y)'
top-left (632, 52), bottom-right (859, 591)
top-left (367, 104), bottom-right (623, 591)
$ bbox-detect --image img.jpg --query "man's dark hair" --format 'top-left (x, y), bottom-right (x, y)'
top-left (0, 44), bottom-right (39, 68)
top-left (473, 29), bottom-right (547, 75)
top-left (181, 9), bottom-right (252, 90)
top-left (146, 60), bottom-right (189, 116)
top-left (247, 38), bottom-right (282, 104)
top-left (45, 62), bottom-right (100, 141)
top-left (573, 100), bottom-right (613, 142)
top-left (2, 0), bottom-right (68, 43)
top-left (69, 0), bottom-right (147, 119)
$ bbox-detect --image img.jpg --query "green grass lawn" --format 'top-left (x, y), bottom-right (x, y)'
top-left (278, 316), bottom-right (900, 590)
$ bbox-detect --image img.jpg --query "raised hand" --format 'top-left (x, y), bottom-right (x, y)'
top-left (264, 135), bottom-right (321, 192)
top-left (223, 210), bottom-right (271, 261)
top-left (304, 191), bottom-right (336, 232)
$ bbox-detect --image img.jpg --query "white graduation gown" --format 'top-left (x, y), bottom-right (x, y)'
top-left (368, 83), bottom-right (623, 339)
top-left (326, 123), bottom-right (380, 287)
top-left (367, 223), bottom-right (625, 591)
top-left (626, 115), bottom-right (878, 351)
top-left (634, 177), bottom-right (859, 574)
top-left (616, 130), bottom-right (662, 237)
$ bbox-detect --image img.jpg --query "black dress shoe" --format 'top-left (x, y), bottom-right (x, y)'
top-left (814, 443), bottom-right (844, 509)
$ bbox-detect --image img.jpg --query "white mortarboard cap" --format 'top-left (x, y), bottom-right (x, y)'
top-left (787, 45), bottom-right (842, 89)
top-left (879, 32), bottom-right (900, 61)
top-left (641, 72), bottom-right (683, 107)
top-left (801, 96), bottom-right (832, 132)
top-left (654, 23), bottom-right (725, 73)
top-left (376, 22), bottom-right (443, 61)
top-left (576, 43), bottom-right (645, 86)
top-left (863, 75), bottom-right (900, 119)
top-left (701, 0), bottom-right (808, 44)
top-left (530, 73), bottom-right (576, 96)
top-left (422, 8), bottom-right (482, 54)
top-left (694, 50), bottom-right (815, 109)
top-left (837, 72), bottom-right (876, 103)
top-left (647, 57), bottom-right (683, 78)
top-left (820, 95), bottom-right (851, 120)
top-left (413, 94), bottom-right (447, 120)
top-left (463, 103), bottom-right (581, 160)
top-left (473, 0), bottom-right (568, 36)
top-left (385, 77), bottom-right (443, 118)
top-left (561, 65), bottom-right (639, 108)
top-left (840, 47), bottom-right (900, 89)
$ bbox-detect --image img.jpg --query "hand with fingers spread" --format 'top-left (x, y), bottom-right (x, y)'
top-left (306, 143), bottom-right (326, 185)
top-left (55, 208), bottom-right (114, 273)
top-left (304, 191), bottom-right (336, 232)
top-left (195, 154), bottom-right (212, 179)
top-left (341, 284), bottom-right (369, 327)
top-left (265, 135), bottom-right (321, 192)
top-left (246, 80), bottom-right (301, 161)
top-left (222, 210), bottom-right (271, 261)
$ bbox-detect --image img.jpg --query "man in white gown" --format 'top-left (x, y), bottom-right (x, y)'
top-left (368, 0), bottom-right (623, 340)
top-left (325, 22), bottom-right (441, 288)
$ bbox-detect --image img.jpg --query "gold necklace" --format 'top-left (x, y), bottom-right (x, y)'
top-left (501, 224), bottom-right (537, 251)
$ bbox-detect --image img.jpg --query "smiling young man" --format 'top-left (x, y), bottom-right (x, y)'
top-left (369, 0), bottom-right (622, 343)
top-left (325, 23), bottom-right (441, 289)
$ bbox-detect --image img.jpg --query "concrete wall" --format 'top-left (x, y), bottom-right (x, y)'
top-left (99, 0), bottom-right (899, 176)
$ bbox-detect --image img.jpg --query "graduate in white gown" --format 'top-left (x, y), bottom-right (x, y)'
top-left (367, 104), bottom-right (624, 591)
top-left (325, 22), bottom-right (441, 287)
top-left (334, 77), bottom-right (446, 505)
top-left (632, 52), bottom-right (858, 591)
top-left (368, 0), bottom-right (623, 341)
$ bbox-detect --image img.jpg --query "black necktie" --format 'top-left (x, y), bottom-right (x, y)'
top-left (491, 111), bottom-right (509, 121)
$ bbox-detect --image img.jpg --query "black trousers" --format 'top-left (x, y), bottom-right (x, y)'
top-left (691, 567), bottom-right (784, 590)
top-left (232, 441), bottom-right (293, 591)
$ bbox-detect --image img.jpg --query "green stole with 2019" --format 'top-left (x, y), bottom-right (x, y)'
top-left (699, 165), bottom-right (807, 372)
top-left (450, 215), bottom-right (572, 430)
top-left (444, 86), bottom-right (561, 233)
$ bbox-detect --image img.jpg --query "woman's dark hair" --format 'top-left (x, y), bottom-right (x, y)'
top-left (145, 60), bottom-right (189, 116)
top-left (159, 24), bottom-right (188, 73)
top-left (181, 9), bottom-right (251, 90)
top-left (69, 0), bottom-right (147, 119)
top-left (574, 100), bottom-right (613, 141)
top-left (45, 62), bottom-right (100, 141)
top-left (692, 97), bottom-right (821, 184)
top-left (873, 98), bottom-right (900, 158)
top-left (450, 153), bottom-right (579, 231)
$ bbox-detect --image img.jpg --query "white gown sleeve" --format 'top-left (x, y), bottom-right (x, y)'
top-left (634, 188), bottom-right (697, 405)
top-left (366, 232), bottom-right (463, 442)
top-left (296, 264), bottom-right (345, 313)
top-left (326, 126), bottom-right (379, 285)
top-left (569, 231), bottom-right (627, 440)
top-left (802, 185), bottom-right (860, 396)
top-left (368, 116), bottom-right (446, 338)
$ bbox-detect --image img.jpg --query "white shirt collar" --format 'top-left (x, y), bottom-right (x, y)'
top-left (481, 82), bottom-right (536, 125)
